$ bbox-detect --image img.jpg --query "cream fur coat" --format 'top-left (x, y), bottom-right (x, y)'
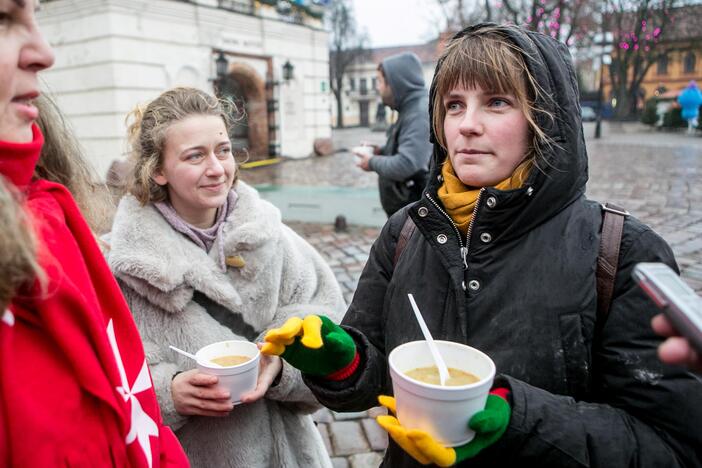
top-left (107, 181), bottom-right (345, 468)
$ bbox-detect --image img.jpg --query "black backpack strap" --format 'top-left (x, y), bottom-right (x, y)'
top-left (596, 203), bottom-right (629, 320)
top-left (393, 216), bottom-right (417, 267)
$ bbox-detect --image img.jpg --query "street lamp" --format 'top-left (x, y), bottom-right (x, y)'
top-left (282, 60), bottom-right (294, 81)
top-left (215, 51), bottom-right (229, 82)
top-left (595, 51), bottom-right (611, 139)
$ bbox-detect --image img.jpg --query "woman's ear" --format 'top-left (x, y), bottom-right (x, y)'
top-left (152, 170), bottom-right (167, 186)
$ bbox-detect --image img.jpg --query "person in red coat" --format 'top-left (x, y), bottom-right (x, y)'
top-left (0, 1), bottom-right (189, 466)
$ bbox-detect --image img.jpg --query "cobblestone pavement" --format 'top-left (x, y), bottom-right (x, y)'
top-left (240, 123), bottom-right (702, 467)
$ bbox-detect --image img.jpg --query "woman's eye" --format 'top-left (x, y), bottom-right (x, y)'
top-left (185, 153), bottom-right (203, 161)
top-left (445, 101), bottom-right (462, 112)
top-left (217, 147), bottom-right (232, 158)
top-left (489, 98), bottom-right (511, 108)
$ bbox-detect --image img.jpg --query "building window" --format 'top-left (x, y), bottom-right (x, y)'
top-left (349, 78), bottom-right (355, 91)
top-left (360, 78), bottom-right (368, 95)
top-left (657, 54), bottom-right (668, 75)
top-left (684, 52), bottom-right (696, 74)
top-left (372, 77), bottom-right (377, 90)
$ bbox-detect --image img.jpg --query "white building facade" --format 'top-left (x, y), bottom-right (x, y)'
top-left (332, 40), bottom-right (441, 128)
top-left (38, 0), bottom-right (332, 177)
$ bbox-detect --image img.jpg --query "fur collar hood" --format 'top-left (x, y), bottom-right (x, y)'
top-left (108, 181), bottom-right (280, 314)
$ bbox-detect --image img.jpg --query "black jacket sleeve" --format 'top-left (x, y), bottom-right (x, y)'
top-left (487, 224), bottom-right (702, 467)
top-left (302, 210), bottom-right (409, 411)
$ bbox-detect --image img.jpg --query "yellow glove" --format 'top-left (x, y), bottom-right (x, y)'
top-left (376, 390), bottom-right (511, 466)
top-left (376, 395), bottom-right (457, 466)
top-left (261, 315), bottom-right (357, 377)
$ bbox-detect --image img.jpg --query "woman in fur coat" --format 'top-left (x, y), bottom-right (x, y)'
top-left (107, 87), bottom-right (345, 468)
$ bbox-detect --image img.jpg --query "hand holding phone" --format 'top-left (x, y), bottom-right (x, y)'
top-left (633, 263), bottom-right (702, 356)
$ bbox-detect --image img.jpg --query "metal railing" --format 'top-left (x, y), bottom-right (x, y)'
top-left (217, 0), bottom-right (254, 15)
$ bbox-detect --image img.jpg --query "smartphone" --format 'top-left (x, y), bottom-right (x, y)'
top-left (633, 262), bottom-right (702, 354)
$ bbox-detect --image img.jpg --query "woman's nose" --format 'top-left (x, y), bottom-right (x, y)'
top-left (21, 25), bottom-right (55, 73)
top-left (205, 154), bottom-right (225, 176)
top-left (458, 109), bottom-right (484, 136)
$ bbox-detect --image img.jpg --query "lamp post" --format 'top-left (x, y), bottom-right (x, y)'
top-left (594, 34), bottom-right (611, 139)
top-left (282, 60), bottom-right (294, 82)
top-left (214, 51), bottom-right (229, 94)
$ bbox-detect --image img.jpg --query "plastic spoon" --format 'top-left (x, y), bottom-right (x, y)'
top-left (408, 293), bottom-right (450, 386)
top-left (169, 345), bottom-right (224, 368)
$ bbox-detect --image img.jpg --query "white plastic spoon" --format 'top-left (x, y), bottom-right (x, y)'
top-left (169, 345), bottom-right (224, 368)
top-left (408, 293), bottom-right (450, 386)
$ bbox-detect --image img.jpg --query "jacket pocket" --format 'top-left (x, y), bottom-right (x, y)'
top-left (559, 313), bottom-right (592, 399)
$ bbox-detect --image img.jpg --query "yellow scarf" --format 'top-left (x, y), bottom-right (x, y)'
top-left (437, 159), bottom-right (531, 235)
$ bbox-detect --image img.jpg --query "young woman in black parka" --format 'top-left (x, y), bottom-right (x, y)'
top-left (261, 23), bottom-right (702, 467)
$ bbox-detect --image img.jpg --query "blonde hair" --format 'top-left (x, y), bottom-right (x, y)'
top-left (34, 95), bottom-right (113, 234)
top-left (126, 87), bottom-right (236, 205)
top-left (0, 179), bottom-right (42, 309)
top-left (432, 25), bottom-right (553, 170)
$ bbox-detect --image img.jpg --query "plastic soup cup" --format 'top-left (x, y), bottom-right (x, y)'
top-left (388, 340), bottom-right (496, 447)
top-left (195, 340), bottom-right (260, 405)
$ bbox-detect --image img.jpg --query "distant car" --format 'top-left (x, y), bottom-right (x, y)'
top-left (581, 106), bottom-right (597, 122)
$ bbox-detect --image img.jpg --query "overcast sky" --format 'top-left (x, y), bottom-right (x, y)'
top-left (352, 0), bottom-right (445, 48)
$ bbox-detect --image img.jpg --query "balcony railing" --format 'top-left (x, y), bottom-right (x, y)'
top-left (218, 0), bottom-right (254, 15)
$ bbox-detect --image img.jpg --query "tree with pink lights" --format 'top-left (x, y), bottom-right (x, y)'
top-left (435, 0), bottom-right (602, 47)
top-left (604, 0), bottom-right (693, 118)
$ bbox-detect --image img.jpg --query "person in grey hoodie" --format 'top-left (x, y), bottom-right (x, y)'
top-left (353, 52), bottom-right (433, 217)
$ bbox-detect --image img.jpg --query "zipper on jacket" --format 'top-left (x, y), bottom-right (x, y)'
top-left (425, 188), bottom-right (486, 269)
top-left (463, 188), bottom-right (485, 263)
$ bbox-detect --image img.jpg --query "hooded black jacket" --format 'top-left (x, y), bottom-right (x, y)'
top-left (305, 25), bottom-right (702, 467)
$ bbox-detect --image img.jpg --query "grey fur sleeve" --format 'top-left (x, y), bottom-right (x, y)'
top-left (262, 225), bottom-right (347, 407)
top-left (118, 281), bottom-right (190, 430)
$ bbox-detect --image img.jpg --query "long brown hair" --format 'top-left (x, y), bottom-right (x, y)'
top-left (34, 95), bottom-right (113, 233)
top-left (0, 179), bottom-right (42, 309)
top-left (432, 25), bottom-right (554, 171)
top-left (126, 87), bottom-right (236, 205)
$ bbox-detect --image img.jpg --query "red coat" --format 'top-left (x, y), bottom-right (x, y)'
top-left (0, 125), bottom-right (189, 467)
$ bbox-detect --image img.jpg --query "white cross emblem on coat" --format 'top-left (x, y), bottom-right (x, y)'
top-left (2, 309), bottom-right (14, 326)
top-left (106, 319), bottom-right (159, 468)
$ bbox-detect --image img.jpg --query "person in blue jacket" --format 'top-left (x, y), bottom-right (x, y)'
top-left (677, 80), bottom-right (702, 134)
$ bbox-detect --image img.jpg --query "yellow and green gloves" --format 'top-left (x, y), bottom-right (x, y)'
top-left (262, 315), bottom-right (510, 465)
top-left (376, 388), bottom-right (511, 466)
top-left (261, 315), bottom-right (359, 380)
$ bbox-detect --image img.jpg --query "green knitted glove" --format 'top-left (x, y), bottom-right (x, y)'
top-left (262, 315), bottom-right (357, 378)
top-left (376, 388), bottom-right (511, 466)
top-left (454, 389), bottom-right (511, 462)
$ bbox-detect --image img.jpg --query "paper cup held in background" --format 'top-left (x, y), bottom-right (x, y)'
top-left (352, 145), bottom-right (374, 158)
top-left (388, 340), bottom-right (495, 447)
top-left (195, 340), bottom-right (260, 405)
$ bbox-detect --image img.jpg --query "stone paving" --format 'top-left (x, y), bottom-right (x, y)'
top-left (239, 123), bottom-right (702, 467)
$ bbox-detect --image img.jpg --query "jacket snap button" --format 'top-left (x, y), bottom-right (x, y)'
top-left (480, 232), bottom-right (492, 243)
top-left (462, 281), bottom-right (466, 291)
top-left (486, 196), bottom-right (497, 208)
top-left (468, 280), bottom-right (480, 291)
top-left (526, 186), bottom-right (534, 196)
top-left (437, 234), bottom-right (448, 244)
top-left (437, 174), bottom-right (444, 182)
top-left (418, 206), bottom-right (429, 217)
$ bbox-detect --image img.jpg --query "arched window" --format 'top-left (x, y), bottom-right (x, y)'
top-left (684, 52), bottom-right (696, 74)
top-left (657, 54), bottom-right (669, 75)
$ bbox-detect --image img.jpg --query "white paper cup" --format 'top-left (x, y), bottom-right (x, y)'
top-left (352, 145), bottom-right (374, 158)
top-left (195, 340), bottom-right (260, 405)
top-left (388, 340), bottom-right (495, 447)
